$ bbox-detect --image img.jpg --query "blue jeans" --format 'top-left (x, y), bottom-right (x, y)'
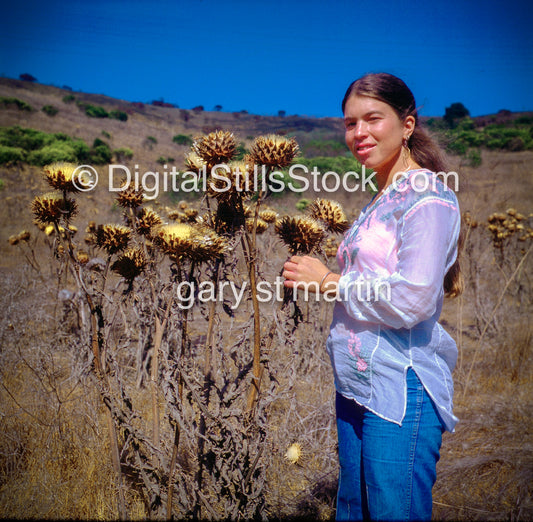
top-left (335, 368), bottom-right (444, 521)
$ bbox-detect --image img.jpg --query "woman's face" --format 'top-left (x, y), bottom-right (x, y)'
top-left (344, 94), bottom-right (414, 176)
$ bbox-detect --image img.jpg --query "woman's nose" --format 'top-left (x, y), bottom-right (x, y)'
top-left (353, 121), bottom-right (368, 138)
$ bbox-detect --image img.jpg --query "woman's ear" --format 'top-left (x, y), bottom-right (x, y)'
top-left (404, 115), bottom-right (416, 139)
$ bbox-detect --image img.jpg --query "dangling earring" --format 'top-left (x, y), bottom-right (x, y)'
top-left (402, 136), bottom-right (412, 171)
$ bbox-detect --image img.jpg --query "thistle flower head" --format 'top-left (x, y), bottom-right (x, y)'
top-left (136, 207), bottom-right (162, 236)
top-left (154, 223), bottom-right (194, 259)
top-left (111, 247), bottom-right (147, 281)
top-left (259, 208), bottom-right (279, 224)
top-left (44, 162), bottom-right (80, 193)
top-left (250, 134), bottom-right (299, 169)
top-left (284, 443), bottom-right (303, 464)
top-left (192, 130), bottom-right (236, 166)
top-left (208, 161), bottom-right (256, 201)
top-left (154, 223), bottom-right (227, 262)
top-left (31, 192), bottom-right (77, 224)
top-left (307, 198), bottom-right (350, 234)
top-left (188, 227), bottom-right (229, 263)
top-left (325, 237), bottom-right (339, 258)
top-left (246, 217), bottom-right (269, 234)
top-left (77, 250), bottom-right (90, 264)
top-left (184, 152), bottom-right (207, 172)
top-left (95, 224), bottom-right (132, 255)
top-left (116, 180), bottom-right (144, 208)
top-left (275, 215), bottom-right (326, 255)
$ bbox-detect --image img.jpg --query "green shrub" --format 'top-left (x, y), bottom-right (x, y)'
top-left (296, 198), bottom-right (311, 211)
top-left (505, 137), bottom-right (525, 151)
top-left (62, 94), bottom-right (76, 103)
top-left (101, 130), bottom-right (112, 139)
top-left (172, 134), bottom-right (193, 146)
top-left (42, 105), bottom-right (59, 117)
top-left (0, 178), bottom-right (4, 190)
top-left (446, 140), bottom-right (467, 155)
top-left (467, 148), bottom-right (482, 167)
top-left (90, 139), bottom-right (112, 164)
top-left (109, 110), bottom-right (128, 122)
top-left (84, 104), bottom-right (109, 118)
top-left (147, 136), bottom-right (158, 144)
top-left (113, 147), bottom-right (134, 162)
top-left (0, 126), bottom-right (51, 151)
top-left (0, 97), bottom-right (33, 111)
top-left (27, 143), bottom-right (78, 165)
top-left (0, 145), bottom-right (26, 165)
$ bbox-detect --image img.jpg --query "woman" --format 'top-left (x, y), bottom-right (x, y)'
top-left (282, 73), bottom-right (462, 521)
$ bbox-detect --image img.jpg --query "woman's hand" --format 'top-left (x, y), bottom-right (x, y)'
top-left (282, 255), bottom-right (340, 293)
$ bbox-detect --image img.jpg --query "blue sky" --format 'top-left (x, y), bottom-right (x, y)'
top-left (0, 0), bottom-right (532, 118)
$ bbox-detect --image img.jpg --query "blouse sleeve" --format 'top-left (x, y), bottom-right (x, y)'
top-left (337, 197), bottom-right (460, 329)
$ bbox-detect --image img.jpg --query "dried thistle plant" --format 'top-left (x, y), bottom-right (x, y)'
top-left (192, 130), bottom-right (236, 166)
top-left (307, 198), bottom-right (350, 234)
top-left (116, 182), bottom-right (144, 209)
top-left (208, 161), bottom-right (256, 201)
top-left (44, 162), bottom-right (80, 193)
top-left (31, 192), bottom-right (78, 225)
top-left (136, 207), bottom-right (162, 236)
top-left (246, 217), bottom-right (269, 234)
top-left (275, 215), bottom-right (326, 255)
top-left (259, 208), bottom-right (279, 224)
top-left (250, 134), bottom-right (299, 169)
top-left (95, 224), bottom-right (132, 255)
top-left (111, 247), bottom-right (147, 281)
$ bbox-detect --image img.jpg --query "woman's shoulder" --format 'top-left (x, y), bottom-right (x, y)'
top-left (393, 168), bottom-right (459, 213)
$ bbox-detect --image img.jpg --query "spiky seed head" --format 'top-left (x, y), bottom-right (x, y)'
top-left (184, 208), bottom-right (199, 221)
top-left (284, 443), bottom-right (302, 464)
top-left (95, 224), bottom-right (132, 255)
top-left (192, 130), bottom-right (236, 166)
top-left (116, 180), bottom-right (144, 208)
top-left (307, 198), bottom-right (350, 233)
top-left (8, 235), bottom-right (19, 246)
top-left (31, 192), bottom-right (77, 224)
top-left (18, 230), bottom-right (31, 242)
top-left (275, 215), bottom-right (326, 255)
top-left (44, 162), bottom-right (81, 193)
top-left (246, 217), bottom-right (269, 234)
top-left (44, 224), bottom-right (55, 236)
top-left (136, 207), bottom-right (162, 236)
top-left (506, 208), bottom-right (517, 217)
top-left (187, 227), bottom-right (228, 263)
top-left (77, 250), bottom-right (90, 264)
top-left (325, 237), bottom-right (339, 258)
top-left (259, 208), bottom-right (279, 223)
top-left (154, 223), bottom-right (194, 258)
top-left (178, 200), bottom-right (188, 210)
top-left (168, 210), bottom-right (188, 222)
top-left (208, 161), bottom-right (255, 201)
top-left (184, 151), bottom-right (207, 172)
top-left (250, 134), bottom-right (299, 169)
top-left (111, 248), bottom-right (147, 281)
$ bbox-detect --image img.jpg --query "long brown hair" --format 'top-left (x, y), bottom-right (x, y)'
top-left (342, 72), bottom-right (463, 297)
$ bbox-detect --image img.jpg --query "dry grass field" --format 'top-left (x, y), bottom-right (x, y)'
top-left (0, 78), bottom-right (532, 520)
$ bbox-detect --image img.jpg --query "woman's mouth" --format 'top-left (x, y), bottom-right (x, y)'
top-left (355, 144), bottom-right (375, 156)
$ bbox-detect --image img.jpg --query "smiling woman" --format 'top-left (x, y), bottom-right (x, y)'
top-left (282, 72), bottom-right (463, 521)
